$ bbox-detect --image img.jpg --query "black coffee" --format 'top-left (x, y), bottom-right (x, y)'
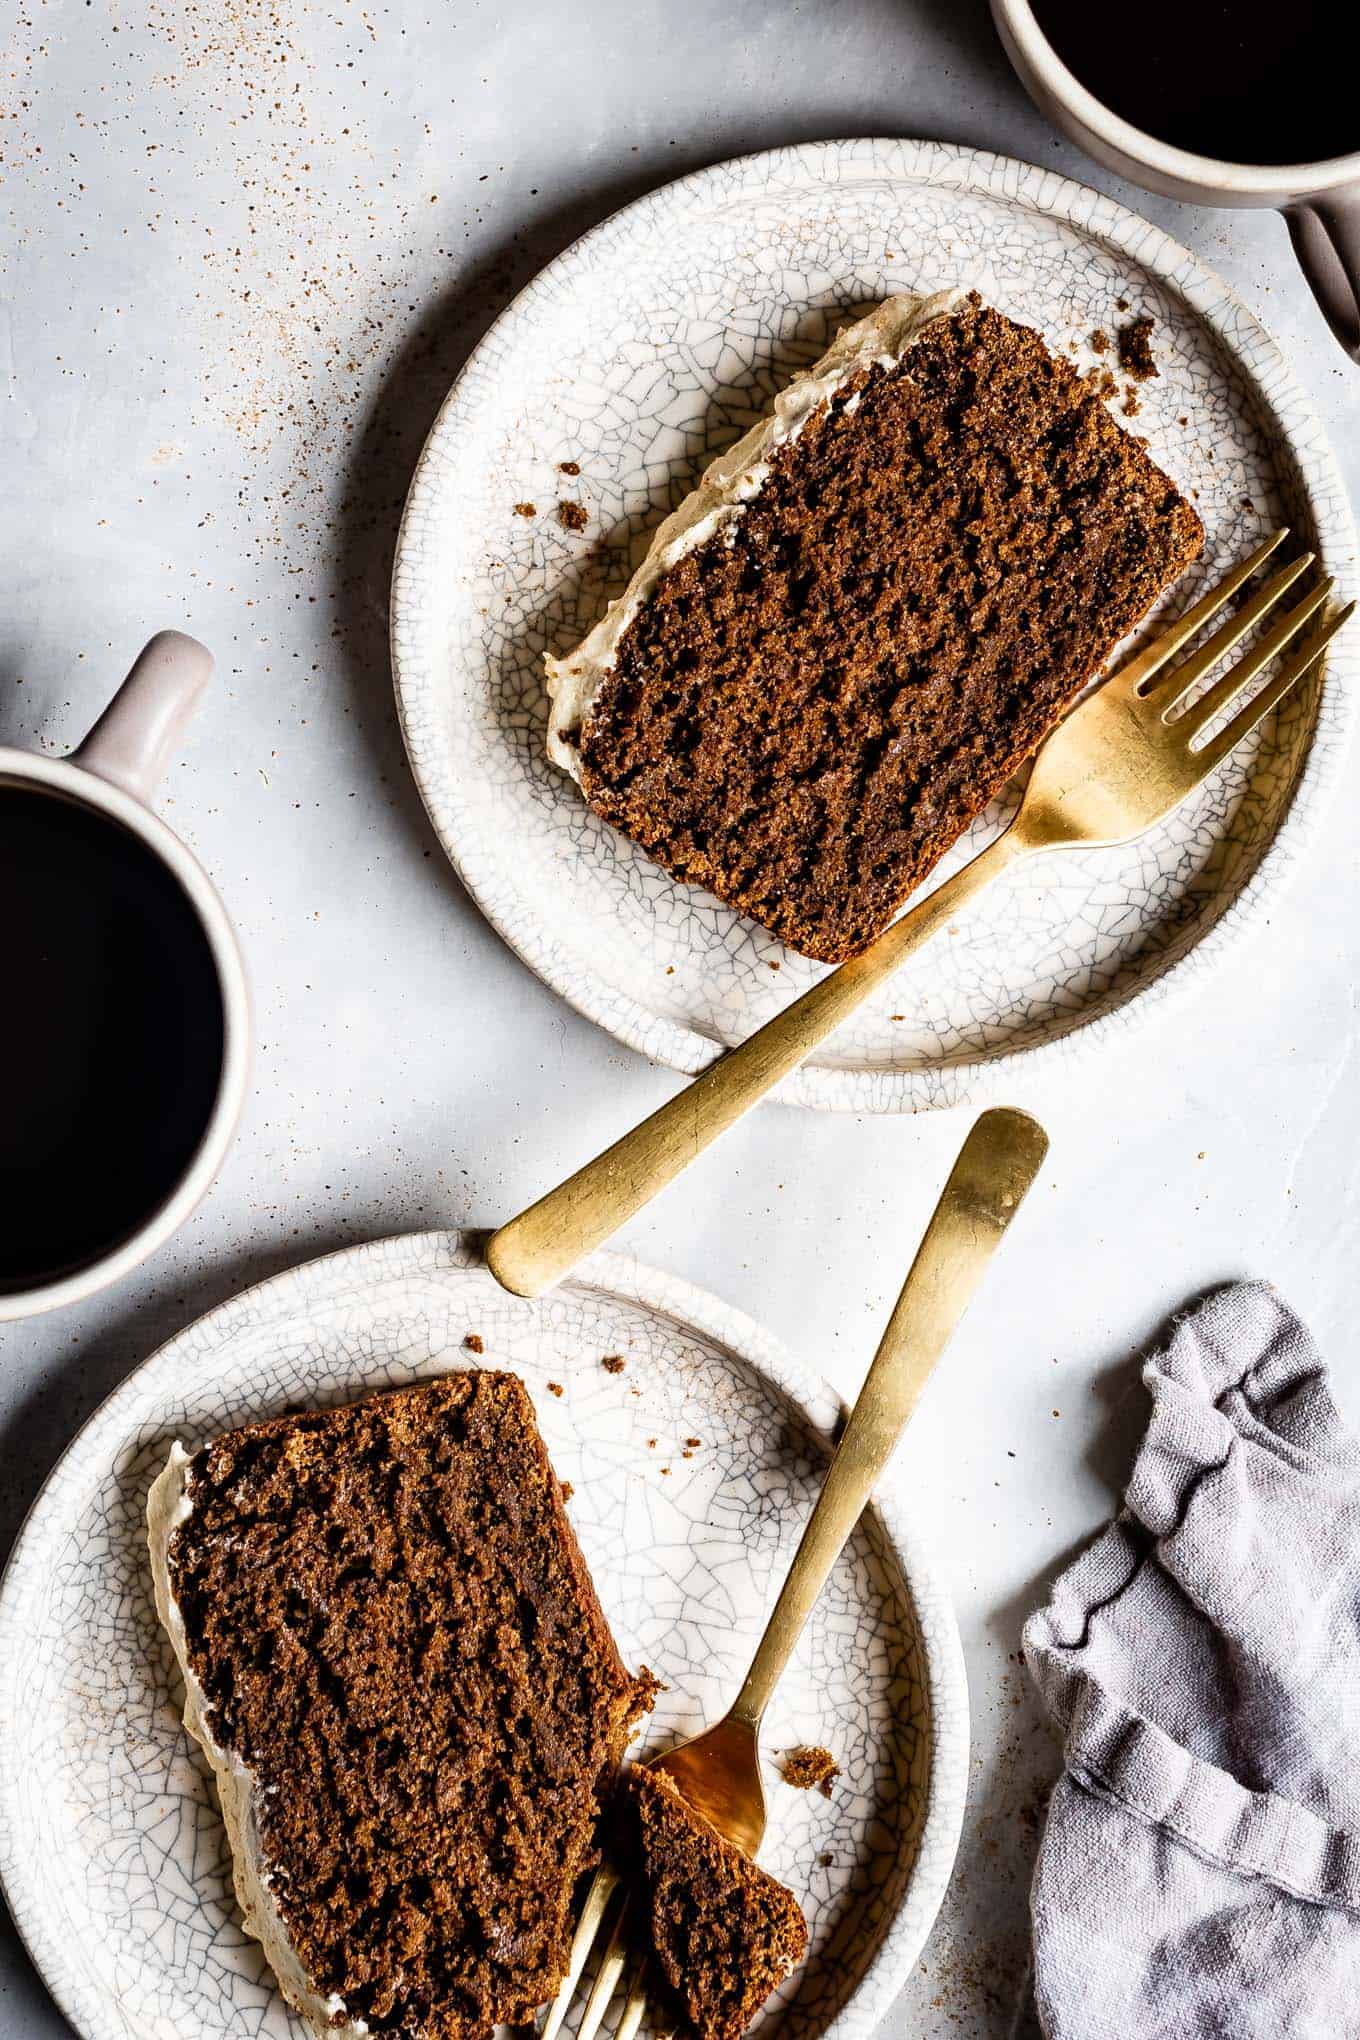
top-left (1030, 0), bottom-right (1356, 166)
top-left (1, 786), bottom-right (224, 1291)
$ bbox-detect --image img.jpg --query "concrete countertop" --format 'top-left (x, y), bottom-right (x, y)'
top-left (3, 2), bottom-right (1357, 2033)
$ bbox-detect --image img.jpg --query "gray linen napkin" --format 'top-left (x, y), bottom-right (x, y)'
top-left (1022, 1281), bottom-right (1360, 2039)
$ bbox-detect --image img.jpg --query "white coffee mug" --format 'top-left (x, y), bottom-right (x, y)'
top-left (992, 0), bottom-right (1360, 360)
top-left (0, 633), bottom-right (250, 1321)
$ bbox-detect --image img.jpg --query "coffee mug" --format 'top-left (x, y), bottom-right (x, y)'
top-left (991, 0), bottom-right (1360, 361)
top-left (1, 633), bottom-right (249, 1321)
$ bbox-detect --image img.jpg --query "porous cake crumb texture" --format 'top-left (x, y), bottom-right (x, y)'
top-left (631, 1767), bottom-right (808, 2040)
top-left (165, 1373), bottom-right (651, 2038)
top-left (781, 1746), bottom-right (840, 1797)
top-left (578, 298), bottom-right (1200, 962)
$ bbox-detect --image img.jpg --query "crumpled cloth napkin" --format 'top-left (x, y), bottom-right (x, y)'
top-left (1022, 1281), bottom-right (1360, 2040)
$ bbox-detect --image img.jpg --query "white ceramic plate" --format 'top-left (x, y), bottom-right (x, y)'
top-left (0, 1233), bottom-right (966, 2040)
top-left (391, 138), bottom-right (1356, 1112)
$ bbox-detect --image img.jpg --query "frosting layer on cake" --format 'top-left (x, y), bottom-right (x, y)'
top-left (148, 1444), bottom-right (371, 2038)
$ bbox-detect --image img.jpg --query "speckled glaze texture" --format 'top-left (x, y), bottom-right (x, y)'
top-left (390, 139), bottom-right (1356, 1113)
top-left (0, 1233), bottom-right (966, 2040)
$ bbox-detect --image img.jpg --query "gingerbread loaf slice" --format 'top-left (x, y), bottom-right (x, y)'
top-left (148, 1372), bottom-right (652, 2039)
top-left (546, 291), bottom-right (1202, 963)
top-left (631, 1767), bottom-right (808, 2040)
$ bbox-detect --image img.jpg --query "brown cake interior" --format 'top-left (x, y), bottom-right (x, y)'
top-left (165, 1372), bottom-right (651, 2038)
top-left (576, 297), bottom-right (1203, 963)
top-left (631, 1767), bottom-right (809, 2040)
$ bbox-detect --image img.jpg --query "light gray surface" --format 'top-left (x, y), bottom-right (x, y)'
top-left (1, 3), bottom-right (1356, 2036)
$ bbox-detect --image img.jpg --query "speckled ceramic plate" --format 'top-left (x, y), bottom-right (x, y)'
top-left (391, 138), bottom-right (1356, 1112)
top-left (0, 1232), bottom-right (966, 2040)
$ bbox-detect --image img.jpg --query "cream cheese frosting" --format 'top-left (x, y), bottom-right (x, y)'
top-left (147, 1444), bottom-right (371, 2040)
top-left (544, 287), bottom-right (968, 779)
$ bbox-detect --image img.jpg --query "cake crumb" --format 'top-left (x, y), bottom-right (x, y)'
top-left (463, 1333), bottom-right (484, 1354)
top-left (685, 1437), bottom-right (702, 1448)
top-left (782, 1747), bottom-right (840, 1797)
top-left (547, 1382), bottom-right (564, 1398)
top-left (512, 502), bottom-right (536, 518)
top-left (560, 1480), bottom-right (574, 1501)
top-left (1117, 316), bottom-right (1158, 381)
top-left (558, 460), bottom-right (581, 476)
top-left (1122, 389), bottom-right (1141, 417)
top-left (646, 1437), bottom-right (657, 1449)
top-left (1089, 328), bottom-right (1109, 354)
top-left (557, 500), bottom-right (588, 532)
top-left (818, 1852), bottom-right (834, 1868)
top-left (634, 1667), bottom-right (665, 1712)
top-left (602, 1354), bottom-right (627, 1374)
top-left (1116, 297), bottom-right (1130, 312)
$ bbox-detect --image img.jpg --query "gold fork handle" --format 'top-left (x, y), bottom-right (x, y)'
top-left (728, 1105), bottom-right (1048, 1730)
top-left (485, 824), bottom-right (1031, 1298)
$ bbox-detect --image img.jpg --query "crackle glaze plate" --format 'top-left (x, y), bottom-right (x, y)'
top-left (0, 1232), bottom-right (966, 2040)
top-left (391, 138), bottom-right (1356, 1112)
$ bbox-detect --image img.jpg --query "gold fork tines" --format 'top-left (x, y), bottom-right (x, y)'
top-left (1192, 584), bottom-right (1344, 770)
top-left (488, 532), bottom-right (1354, 1301)
top-left (540, 1864), bottom-right (623, 2040)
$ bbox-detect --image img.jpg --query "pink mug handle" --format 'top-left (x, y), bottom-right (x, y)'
top-left (1287, 194), bottom-right (1360, 364)
top-left (72, 630), bottom-right (214, 803)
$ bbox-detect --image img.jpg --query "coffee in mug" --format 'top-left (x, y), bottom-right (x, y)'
top-left (0, 632), bottom-right (249, 1320)
top-left (2, 787), bottom-right (226, 1291)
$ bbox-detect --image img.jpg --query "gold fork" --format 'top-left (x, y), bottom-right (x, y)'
top-left (488, 530), bottom-right (1350, 1302)
top-left (540, 1107), bottom-right (1048, 2040)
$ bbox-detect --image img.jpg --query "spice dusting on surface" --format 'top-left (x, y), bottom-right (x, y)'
top-left (781, 1746), bottom-right (840, 1797)
top-left (557, 500), bottom-right (588, 532)
top-left (1117, 316), bottom-right (1158, 381)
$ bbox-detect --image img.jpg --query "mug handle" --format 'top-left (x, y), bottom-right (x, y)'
top-left (72, 630), bottom-right (214, 803)
top-left (1286, 195), bottom-right (1360, 364)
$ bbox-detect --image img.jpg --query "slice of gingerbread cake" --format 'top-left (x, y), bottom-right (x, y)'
top-left (148, 1372), bottom-right (652, 2039)
top-left (630, 1767), bottom-right (808, 2040)
top-left (546, 291), bottom-right (1202, 963)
